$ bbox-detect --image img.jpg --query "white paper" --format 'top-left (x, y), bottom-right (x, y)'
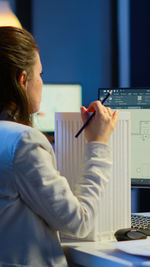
top-left (116, 238), bottom-right (150, 256)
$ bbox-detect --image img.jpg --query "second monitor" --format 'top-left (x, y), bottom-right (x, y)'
top-left (98, 88), bottom-right (150, 188)
top-left (33, 84), bottom-right (82, 133)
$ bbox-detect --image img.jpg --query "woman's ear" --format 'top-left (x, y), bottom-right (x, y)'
top-left (18, 70), bottom-right (28, 89)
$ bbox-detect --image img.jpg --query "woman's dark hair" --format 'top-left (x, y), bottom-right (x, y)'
top-left (0, 26), bottom-right (39, 125)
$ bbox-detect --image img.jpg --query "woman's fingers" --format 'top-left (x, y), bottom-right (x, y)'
top-left (112, 110), bottom-right (119, 127)
top-left (81, 101), bottom-right (118, 143)
top-left (81, 106), bottom-right (90, 123)
top-left (106, 107), bottom-right (112, 116)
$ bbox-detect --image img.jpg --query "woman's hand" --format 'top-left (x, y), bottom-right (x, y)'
top-left (81, 101), bottom-right (118, 143)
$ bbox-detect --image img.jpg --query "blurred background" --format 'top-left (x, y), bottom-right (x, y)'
top-left (2, 0), bottom-right (150, 106)
top-left (0, 0), bottom-right (131, 106)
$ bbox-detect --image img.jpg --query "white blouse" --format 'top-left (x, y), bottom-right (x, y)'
top-left (0, 120), bottom-right (112, 267)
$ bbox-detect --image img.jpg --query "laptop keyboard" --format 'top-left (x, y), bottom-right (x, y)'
top-left (131, 214), bottom-right (150, 234)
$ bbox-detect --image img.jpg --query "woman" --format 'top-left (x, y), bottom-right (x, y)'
top-left (0, 26), bottom-right (118, 267)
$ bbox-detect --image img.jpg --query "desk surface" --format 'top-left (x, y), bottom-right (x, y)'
top-left (63, 240), bottom-right (150, 267)
top-left (63, 213), bottom-right (150, 266)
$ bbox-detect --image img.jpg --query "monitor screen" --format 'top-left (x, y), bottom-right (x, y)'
top-left (33, 84), bottom-right (82, 133)
top-left (98, 88), bottom-right (150, 188)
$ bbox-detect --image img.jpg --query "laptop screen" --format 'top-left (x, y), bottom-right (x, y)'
top-left (98, 88), bottom-right (150, 187)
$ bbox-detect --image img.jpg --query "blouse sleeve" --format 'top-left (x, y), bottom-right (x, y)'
top-left (14, 127), bottom-right (112, 238)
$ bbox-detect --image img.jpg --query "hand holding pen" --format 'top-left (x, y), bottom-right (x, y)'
top-left (78, 91), bottom-right (118, 144)
top-left (75, 90), bottom-right (112, 138)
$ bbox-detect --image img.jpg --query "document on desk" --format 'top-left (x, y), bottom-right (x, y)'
top-left (116, 238), bottom-right (150, 256)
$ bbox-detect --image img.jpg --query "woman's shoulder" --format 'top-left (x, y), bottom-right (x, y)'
top-left (0, 120), bottom-right (45, 139)
top-left (0, 121), bottom-right (52, 160)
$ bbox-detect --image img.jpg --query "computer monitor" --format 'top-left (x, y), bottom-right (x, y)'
top-left (98, 88), bottom-right (150, 188)
top-left (33, 84), bottom-right (82, 133)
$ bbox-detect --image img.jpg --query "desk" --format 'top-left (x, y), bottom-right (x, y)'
top-left (63, 241), bottom-right (150, 267)
top-left (63, 213), bottom-right (150, 266)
